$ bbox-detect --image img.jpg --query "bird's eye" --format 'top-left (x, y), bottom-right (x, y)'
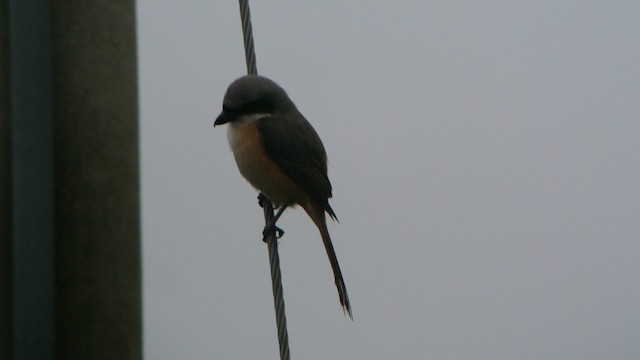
top-left (241, 99), bottom-right (274, 114)
top-left (223, 104), bottom-right (235, 114)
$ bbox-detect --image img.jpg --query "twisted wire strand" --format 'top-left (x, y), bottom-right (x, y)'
top-left (264, 204), bottom-right (291, 360)
top-left (237, 1), bottom-right (290, 359)
top-left (238, 0), bottom-right (257, 75)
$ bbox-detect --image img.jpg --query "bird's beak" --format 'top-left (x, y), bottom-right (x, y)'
top-left (214, 111), bottom-right (231, 127)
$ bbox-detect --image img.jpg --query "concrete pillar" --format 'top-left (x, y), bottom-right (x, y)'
top-left (1, 1), bottom-right (12, 357)
top-left (7, 1), bottom-right (56, 359)
top-left (52, 1), bottom-right (141, 359)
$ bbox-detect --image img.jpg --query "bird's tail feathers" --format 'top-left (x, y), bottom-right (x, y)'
top-left (325, 202), bottom-right (338, 222)
top-left (305, 201), bottom-right (352, 319)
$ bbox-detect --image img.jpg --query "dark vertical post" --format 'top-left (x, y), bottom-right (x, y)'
top-left (8, 1), bottom-right (56, 359)
top-left (0, 1), bottom-right (12, 358)
top-left (51, 1), bottom-right (141, 359)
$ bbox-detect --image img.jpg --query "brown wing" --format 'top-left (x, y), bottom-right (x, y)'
top-left (257, 114), bottom-right (335, 215)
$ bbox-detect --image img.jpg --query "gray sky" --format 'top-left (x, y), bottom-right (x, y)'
top-left (138, 1), bottom-right (639, 359)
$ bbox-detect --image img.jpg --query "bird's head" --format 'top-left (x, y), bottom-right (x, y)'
top-left (214, 75), bottom-right (294, 126)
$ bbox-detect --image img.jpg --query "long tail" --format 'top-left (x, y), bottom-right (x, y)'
top-left (305, 201), bottom-right (352, 319)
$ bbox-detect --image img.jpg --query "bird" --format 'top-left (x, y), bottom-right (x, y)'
top-left (214, 75), bottom-right (352, 318)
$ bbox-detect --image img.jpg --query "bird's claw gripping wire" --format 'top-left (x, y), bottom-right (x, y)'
top-left (258, 193), bottom-right (286, 242)
top-left (262, 223), bottom-right (285, 242)
top-left (258, 193), bottom-right (268, 208)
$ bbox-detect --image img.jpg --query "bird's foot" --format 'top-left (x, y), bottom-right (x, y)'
top-left (258, 193), bottom-right (285, 241)
top-left (262, 223), bottom-right (284, 242)
top-left (258, 193), bottom-right (268, 208)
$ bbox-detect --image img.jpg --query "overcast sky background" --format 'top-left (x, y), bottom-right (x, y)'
top-left (138, 1), bottom-right (639, 359)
